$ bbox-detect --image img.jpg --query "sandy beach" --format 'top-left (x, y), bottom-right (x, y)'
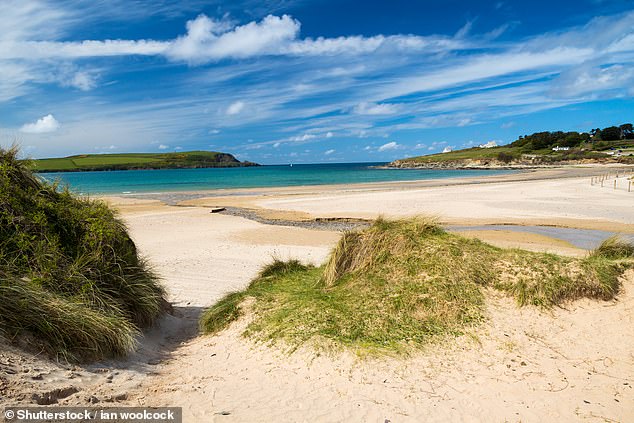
top-left (2, 167), bottom-right (633, 422)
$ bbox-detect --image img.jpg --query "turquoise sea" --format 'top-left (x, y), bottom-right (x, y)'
top-left (39, 162), bottom-right (514, 195)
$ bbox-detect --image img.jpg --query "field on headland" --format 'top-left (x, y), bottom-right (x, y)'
top-left (2, 165), bottom-right (634, 422)
top-left (28, 150), bottom-right (257, 172)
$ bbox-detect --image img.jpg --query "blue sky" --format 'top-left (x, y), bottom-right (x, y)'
top-left (1, 0), bottom-right (633, 164)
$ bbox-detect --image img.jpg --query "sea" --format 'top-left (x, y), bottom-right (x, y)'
top-left (38, 162), bottom-right (514, 195)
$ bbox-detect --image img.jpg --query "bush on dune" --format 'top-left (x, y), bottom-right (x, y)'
top-left (201, 217), bottom-right (633, 354)
top-left (0, 147), bottom-right (167, 361)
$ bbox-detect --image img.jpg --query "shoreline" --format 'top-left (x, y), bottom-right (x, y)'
top-left (103, 165), bottom-right (634, 234)
top-left (102, 164), bottom-right (633, 202)
top-left (386, 160), bottom-right (634, 170)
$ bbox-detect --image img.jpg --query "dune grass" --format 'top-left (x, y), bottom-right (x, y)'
top-left (200, 217), bottom-right (633, 354)
top-left (591, 235), bottom-right (634, 260)
top-left (0, 147), bottom-right (166, 361)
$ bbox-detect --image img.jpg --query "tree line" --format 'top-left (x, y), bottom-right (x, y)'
top-left (510, 123), bottom-right (633, 150)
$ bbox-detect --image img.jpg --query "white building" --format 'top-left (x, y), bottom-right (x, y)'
top-left (552, 146), bottom-right (570, 151)
top-left (442, 146), bottom-right (453, 153)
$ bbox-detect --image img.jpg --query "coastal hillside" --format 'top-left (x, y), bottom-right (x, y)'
top-left (0, 147), bottom-right (167, 361)
top-left (390, 123), bottom-right (634, 168)
top-left (29, 150), bottom-right (259, 172)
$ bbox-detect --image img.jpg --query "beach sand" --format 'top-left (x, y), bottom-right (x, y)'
top-left (2, 168), bottom-right (633, 422)
top-left (180, 169), bottom-right (634, 232)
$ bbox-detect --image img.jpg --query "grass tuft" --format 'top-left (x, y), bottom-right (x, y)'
top-left (590, 235), bottom-right (634, 260)
top-left (199, 292), bottom-right (246, 335)
top-left (201, 216), bottom-right (633, 354)
top-left (0, 146), bottom-right (166, 361)
top-left (322, 216), bottom-right (441, 287)
top-left (199, 259), bottom-right (313, 334)
top-left (259, 258), bottom-right (311, 278)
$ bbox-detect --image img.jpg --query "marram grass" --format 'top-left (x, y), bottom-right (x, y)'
top-left (201, 217), bottom-right (633, 354)
top-left (0, 276), bottom-right (138, 359)
top-left (0, 147), bottom-right (166, 361)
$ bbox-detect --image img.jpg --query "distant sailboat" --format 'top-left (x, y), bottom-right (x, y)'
top-left (289, 163), bottom-right (293, 167)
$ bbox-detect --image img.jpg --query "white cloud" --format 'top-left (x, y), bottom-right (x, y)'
top-left (385, 47), bottom-right (593, 100)
top-left (288, 34), bottom-right (465, 56)
top-left (288, 35), bottom-right (384, 55)
top-left (71, 72), bottom-right (95, 90)
top-left (0, 62), bottom-right (34, 102)
top-left (209, 129), bottom-right (220, 134)
top-left (0, 12), bottom-right (464, 63)
top-left (455, 21), bottom-right (474, 39)
top-left (20, 114), bottom-right (60, 133)
top-left (378, 141), bottom-right (400, 152)
top-left (62, 70), bottom-right (98, 91)
top-left (226, 100), bottom-right (245, 115)
top-left (326, 131), bottom-right (334, 138)
top-left (0, 40), bottom-right (169, 60)
top-left (244, 144), bottom-right (263, 150)
top-left (167, 14), bottom-right (299, 63)
top-left (163, 14), bottom-right (466, 63)
top-left (289, 133), bottom-right (316, 142)
top-left (353, 102), bottom-right (399, 115)
top-left (273, 142), bottom-right (281, 148)
top-left (551, 64), bottom-right (634, 98)
top-left (158, 144), bottom-right (169, 149)
top-left (0, 0), bottom-right (69, 42)
top-left (324, 149), bottom-right (335, 155)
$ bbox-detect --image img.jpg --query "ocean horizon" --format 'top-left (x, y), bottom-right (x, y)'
top-left (37, 162), bottom-right (514, 195)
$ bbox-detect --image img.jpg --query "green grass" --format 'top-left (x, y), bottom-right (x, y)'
top-left (401, 146), bottom-right (519, 163)
top-left (200, 217), bottom-right (633, 354)
top-left (393, 142), bottom-right (634, 166)
top-left (590, 235), bottom-right (634, 260)
top-left (28, 150), bottom-right (255, 172)
top-left (34, 158), bottom-right (79, 171)
top-left (0, 147), bottom-right (167, 361)
top-left (71, 156), bottom-right (159, 166)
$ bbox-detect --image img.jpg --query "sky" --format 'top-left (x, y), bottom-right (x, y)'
top-left (1, 0), bottom-right (634, 164)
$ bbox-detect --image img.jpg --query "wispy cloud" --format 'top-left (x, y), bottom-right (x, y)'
top-left (378, 141), bottom-right (400, 152)
top-left (0, 11), bottom-right (466, 62)
top-left (353, 102), bottom-right (400, 115)
top-left (289, 133), bottom-right (316, 141)
top-left (226, 100), bottom-right (245, 115)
